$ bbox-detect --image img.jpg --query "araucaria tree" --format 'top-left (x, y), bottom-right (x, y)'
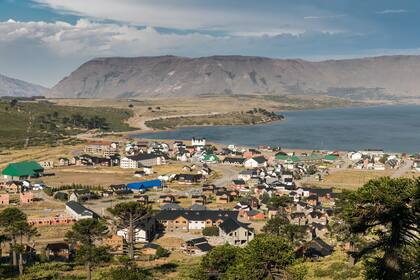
top-left (344, 177), bottom-right (419, 280)
top-left (109, 201), bottom-right (150, 259)
top-left (0, 208), bottom-right (27, 267)
top-left (262, 213), bottom-right (306, 244)
top-left (65, 218), bottom-right (111, 280)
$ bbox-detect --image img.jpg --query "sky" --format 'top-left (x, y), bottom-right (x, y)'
top-left (1, 0), bottom-right (420, 87)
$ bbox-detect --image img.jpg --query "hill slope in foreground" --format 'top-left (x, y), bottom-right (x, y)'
top-left (49, 55), bottom-right (420, 99)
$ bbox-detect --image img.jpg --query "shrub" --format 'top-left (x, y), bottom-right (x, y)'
top-left (202, 226), bottom-right (219, 236)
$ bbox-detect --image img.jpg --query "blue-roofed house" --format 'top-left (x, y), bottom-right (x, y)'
top-left (127, 179), bottom-right (162, 191)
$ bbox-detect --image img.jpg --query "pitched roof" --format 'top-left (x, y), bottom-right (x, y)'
top-left (223, 157), bottom-right (246, 164)
top-left (65, 201), bottom-right (94, 217)
top-left (155, 210), bottom-right (238, 222)
top-left (195, 242), bottom-right (213, 252)
top-left (307, 237), bottom-right (333, 257)
top-left (219, 217), bottom-right (251, 233)
top-left (250, 156), bottom-right (267, 164)
top-left (2, 161), bottom-right (44, 177)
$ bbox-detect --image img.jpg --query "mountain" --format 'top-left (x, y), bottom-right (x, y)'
top-left (0, 74), bottom-right (47, 97)
top-left (48, 55), bottom-right (420, 99)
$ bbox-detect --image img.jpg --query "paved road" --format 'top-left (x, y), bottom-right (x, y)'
top-left (391, 159), bottom-right (413, 178)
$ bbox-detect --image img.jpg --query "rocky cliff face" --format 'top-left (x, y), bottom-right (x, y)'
top-left (48, 55), bottom-right (420, 99)
top-left (0, 74), bottom-right (47, 97)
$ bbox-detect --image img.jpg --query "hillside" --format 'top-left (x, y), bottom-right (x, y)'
top-left (0, 100), bottom-right (133, 148)
top-left (0, 74), bottom-right (47, 97)
top-left (48, 55), bottom-right (420, 99)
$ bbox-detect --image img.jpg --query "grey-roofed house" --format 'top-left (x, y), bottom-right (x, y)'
top-left (184, 237), bottom-right (213, 255)
top-left (219, 217), bottom-right (254, 246)
top-left (155, 210), bottom-right (239, 232)
top-left (65, 201), bottom-right (95, 221)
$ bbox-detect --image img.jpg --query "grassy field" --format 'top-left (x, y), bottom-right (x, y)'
top-left (303, 169), bottom-right (415, 190)
top-left (0, 99), bottom-right (134, 148)
top-left (145, 109), bottom-right (282, 130)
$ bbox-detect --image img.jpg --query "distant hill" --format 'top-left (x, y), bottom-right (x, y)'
top-left (48, 55), bottom-right (420, 99)
top-left (0, 74), bottom-right (47, 97)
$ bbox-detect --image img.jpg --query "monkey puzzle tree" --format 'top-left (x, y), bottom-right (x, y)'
top-left (108, 201), bottom-right (150, 259)
top-left (344, 177), bottom-right (419, 280)
top-left (65, 218), bottom-right (110, 280)
top-left (0, 207), bottom-right (27, 266)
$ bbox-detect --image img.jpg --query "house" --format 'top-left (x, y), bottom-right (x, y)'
top-left (298, 237), bottom-right (333, 259)
top-left (192, 137), bottom-right (206, 147)
top-left (45, 242), bottom-right (71, 262)
top-left (160, 195), bottom-right (176, 205)
top-left (84, 141), bottom-right (119, 157)
top-left (120, 154), bottom-right (165, 168)
top-left (155, 210), bottom-right (239, 233)
top-left (222, 157), bottom-right (246, 166)
top-left (201, 154), bottom-right (220, 163)
top-left (191, 195), bottom-right (207, 205)
top-left (2, 161), bottom-right (44, 180)
top-left (244, 210), bottom-right (265, 221)
top-left (219, 217), bottom-right (255, 246)
top-left (215, 192), bottom-right (232, 204)
top-left (3, 181), bottom-right (24, 193)
top-left (117, 216), bottom-right (157, 243)
top-left (65, 201), bottom-right (95, 221)
top-left (290, 212), bottom-right (307, 225)
top-left (238, 169), bottom-right (258, 181)
top-left (58, 158), bottom-right (70, 166)
top-left (232, 179), bottom-right (247, 190)
top-left (183, 237), bottom-right (212, 255)
top-left (127, 180), bottom-right (162, 192)
top-left (174, 174), bottom-right (203, 184)
top-left (20, 191), bottom-right (33, 204)
top-left (244, 156), bottom-right (267, 168)
top-left (39, 161), bottom-right (54, 169)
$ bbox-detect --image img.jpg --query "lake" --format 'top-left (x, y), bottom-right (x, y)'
top-left (134, 105), bottom-right (420, 153)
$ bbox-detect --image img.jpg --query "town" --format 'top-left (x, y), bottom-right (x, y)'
top-left (0, 136), bottom-right (417, 279)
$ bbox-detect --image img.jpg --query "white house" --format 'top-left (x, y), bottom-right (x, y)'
top-left (348, 152), bottom-right (363, 161)
top-left (244, 156), bottom-right (267, 168)
top-left (192, 137), bottom-right (206, 147)
top-left (65, 201), bottom-right (94, 221)
top-left (116, 217), bottom-right (156, 243)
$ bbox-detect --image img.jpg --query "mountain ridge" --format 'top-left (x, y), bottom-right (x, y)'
top-left (48, 55), bottom-right (420, 99)
top-left (0, 74), bottom-right (47, 97)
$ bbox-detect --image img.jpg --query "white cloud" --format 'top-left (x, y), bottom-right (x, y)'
top-left (376, 9), bottom-right (407, 15)
top-left (0, 19), bottom-right (224, 57)
top-left (304, 14), bottom-right (346, 20)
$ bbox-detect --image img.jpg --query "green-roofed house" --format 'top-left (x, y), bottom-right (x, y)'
top-left (201, 154), bottom-right (220, 164)
top-left (2, 161), bottom-right (44, 180)
top-left (323, 154), bottom-right (338, 162)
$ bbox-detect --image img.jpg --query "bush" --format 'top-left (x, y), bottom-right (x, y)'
top-left (202, 226), bottom-right (219, 236)
top-left (154, 246), bottom-right (170, 259)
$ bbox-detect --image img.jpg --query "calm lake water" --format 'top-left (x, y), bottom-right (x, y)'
top-left (134, 105), bottom-right (420, 153)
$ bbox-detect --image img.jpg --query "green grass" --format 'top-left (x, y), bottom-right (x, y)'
top-left (0, 100), bottom-right (134, 148)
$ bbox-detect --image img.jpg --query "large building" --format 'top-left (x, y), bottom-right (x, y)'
top-left (219, 217), bottom-right (255, 245)
top-left (2, 161), bottom-right (44, 180)
top-left (65, 201), bottom-right (95, 221)
top-left (155, 210), bottom-right (238, 232)
top-left (120, 154), bottom-right (166, 168)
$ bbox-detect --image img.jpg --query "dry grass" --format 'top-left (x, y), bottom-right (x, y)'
top-left (304, 169), bottom-right (395, 190)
